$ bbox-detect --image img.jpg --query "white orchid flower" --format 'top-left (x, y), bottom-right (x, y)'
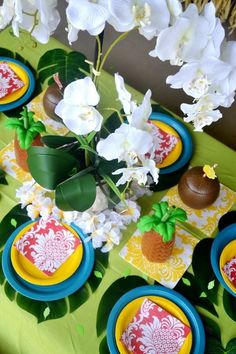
top-left (108, 0), bottom-right (170, 39)
top-left (113, 157), bottom-right (159, 186)
top-left (96, 123), bottom-right (153, 165)
top-left (166, 0), bottom-right (182, 24)
top-left (128, 89), bottom-right (152, 131)
top-left (0, 0), bottom-right (15, 30)
top-left (66, 0), bottom-right (110, 36)
top-left (150, 2), bottom-right (224, 65)
top-left (55, 77), bottom-right (103, 135)
top-left (115, 199), bottom-right (141, 224)
top-left (12, 0), bottom-right (60, 44)
top-left (218, 41), bottom-right (236, 106)
top-left (181, 94), bottom-right (222, 131)
top-left (167, 58), bottom-right (231, 99)
top-left (114, 73), bottom-right (137, 116)
top-left (75, 211), bottom-right (106, 234)
top-left (100, 222), bottom-right (122, 252)
top-left (85, 227), bottom-right (107, 249)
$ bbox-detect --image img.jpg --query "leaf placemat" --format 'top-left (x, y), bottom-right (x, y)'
top-left (120, 226), bottom-right (198, 289)
top-left (162, 184), bottom-right (236, 237)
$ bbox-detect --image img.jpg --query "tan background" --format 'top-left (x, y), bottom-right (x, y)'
top-left (54, 1), bottom-right (236, 150)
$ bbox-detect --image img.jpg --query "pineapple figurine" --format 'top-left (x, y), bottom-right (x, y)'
top-left (137, 201), bottom-right (187, 263)
top-left (5, 106), bottom-right (46, 172)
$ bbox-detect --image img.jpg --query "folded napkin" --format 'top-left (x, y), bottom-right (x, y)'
top-left (222, 256), bottom-right (236, 287)
top-left (0, 62), bottom-right (25, 98)
top-left (121, 298), bottom-right (191, 354)
top-left (151, 123), bottom-right (179, 164)
top-left (14, 217), bottom-right (81, 276)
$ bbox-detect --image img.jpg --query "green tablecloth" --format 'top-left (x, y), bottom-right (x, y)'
top-left (0, 28), bottom-right (236, 354)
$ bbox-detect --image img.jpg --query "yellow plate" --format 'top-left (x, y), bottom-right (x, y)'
top-left (151, 120), bottom-right (183, 168)
top-left (0, 61), bottom-right (29, 104)
top-left (115, 295), bottom-right (192, 354)
top-left (11, 222), bottom-right (83, 286)
top-left (220, 240), bottom-right (236, 294)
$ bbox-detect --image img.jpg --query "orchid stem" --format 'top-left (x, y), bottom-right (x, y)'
top-left (98, 31), bottom-right (131, 74)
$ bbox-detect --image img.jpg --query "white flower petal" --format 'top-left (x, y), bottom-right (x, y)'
top-left (63, 77), bottom-right (100, 106)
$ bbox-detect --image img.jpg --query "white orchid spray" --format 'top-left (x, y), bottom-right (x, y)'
top-left (4, 0), bottom-right (236, 252)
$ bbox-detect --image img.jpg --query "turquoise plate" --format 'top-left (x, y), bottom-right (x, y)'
top-left (107, 285), bottom-right (205, 354)
top-left (150, 112), bottom-right (193, 174)
top-left (2, 220), bottom-right (94, 301)
top-left (0, 57), bottom-right (35, 112)
top-left (211, 223), bottom-right (236, 297)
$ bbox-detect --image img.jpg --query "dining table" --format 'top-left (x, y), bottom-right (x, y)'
top-left (0, 28), bottom-right (236, 354)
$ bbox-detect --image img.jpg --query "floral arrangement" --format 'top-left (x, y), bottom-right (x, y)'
top-left (1, 0), bottom-right (236, 251)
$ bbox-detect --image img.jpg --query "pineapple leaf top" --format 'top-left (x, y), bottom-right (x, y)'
top-left (137, 201), bottom-right (187, 242)
top-left (5, 106), bottom-right (46, 149)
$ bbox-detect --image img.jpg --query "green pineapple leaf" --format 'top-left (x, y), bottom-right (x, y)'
top-left (168, 207), bottom-right (187, 223)
top-left (5, 106), bottom-right (46, 150)
top-left (152, 201), bottom-right (168, 218)
top-left (137, 215), bottom-right (157, 233)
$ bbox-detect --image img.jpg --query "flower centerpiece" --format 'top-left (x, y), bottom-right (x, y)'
top-left (1, 0), bottom-right (236, 251)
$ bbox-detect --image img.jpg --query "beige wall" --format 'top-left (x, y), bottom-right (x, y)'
top-left (54, 1), bottom-right (236, 150)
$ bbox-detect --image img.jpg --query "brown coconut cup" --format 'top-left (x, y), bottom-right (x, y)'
top-left (178, 166), bottom-right (220, 209)
top-left (43, 83), bottom-right (63, 122)
top-left (141, 230), bottom-right (175, 263)
top-left (14, 134), bottom-right (43, 172)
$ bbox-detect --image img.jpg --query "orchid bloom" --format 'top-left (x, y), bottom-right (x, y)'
top-left (0, 0), bottom-right (15, 30)
top-left (11, 0), bottom-right (60, 44)
top-left (108, 0), bottom-right (171, 40)
top-left (150, 2), bottom-right (224, 65)
top-left (113, 157), bottom-right (159, 186)
top-left (114, 73), bottom-right (137, 116)
top-left (96, 123), bottom-right (153, 165)
top-left (166, 58), bottom-right (231, 99)
top-left (181, 94), bottom-right (223, 131)
top-left (55, 77), bottom-right (103, 135)
top-left (66, 0), bottom-right (110, 40)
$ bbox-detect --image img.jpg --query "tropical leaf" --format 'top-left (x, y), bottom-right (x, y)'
top-left (192, 239), bottom-right (219, 304)
top-left (27, 146), bottom-right (79, 190)
top-left (202, 317), bottom-right (221, 339)
top-left (37, 49), bottom-right (89, 86)
top-left (96, 276), bottom-right (147, 336)
top-left (0, 169), bottom-right (7, 185)
top-left (223, 289), bottom-right (236, 321)
top-left (68, 285), bottom-right (90, 313)
top-left (55, 172), bottom-right (96, 211)
top-left (226, 338), bottom-right (236, 353)
top-left (99, 336), bottom-right (110, 354)
top-left (205, 337), bottom-right (225, 354)
top-left (42, 136), bottom-right (78, 149)
top-left (0, 204), bottom-right (30, 248)
top-left (175, 272), bottom-right (218, 317)
top-left (87, 250), bottom-right (109, 293)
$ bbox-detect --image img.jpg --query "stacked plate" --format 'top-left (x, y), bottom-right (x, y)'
top-left (211, 223), bottom-right (236, 297)
top-left (0, 57), bottom-right (35, 111)
top-left (107, 285), bottom-right (205, 354)
top-left (2, 219), bottom-right (94, 301)
top-left (150, 112), bottom-right (193, 191)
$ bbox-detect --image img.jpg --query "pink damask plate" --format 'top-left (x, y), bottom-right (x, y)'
top-left (115, 295), bottom-right (192, 354)
top-left (11, 221), bottom-right (83, 286)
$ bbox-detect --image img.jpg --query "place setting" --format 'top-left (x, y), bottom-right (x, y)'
top-left (2, 216), bottom-right (94, 301)
top-left (107, 285), bottom-right (205, 354)
top-left (0, 56), bottom-right (35, 112)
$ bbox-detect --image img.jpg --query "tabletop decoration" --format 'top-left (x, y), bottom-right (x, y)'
top-left (120, 225), bottom-right (198, 289)
top-left (13, 216), bottom-right (81, 276)
top-left (5, 106), bottom-right (45, 171)
top-left (120, 297), bottom-right (191, 354)
top-left (0, 0), bottom-right (236, 132)
top-left (162, 183), bottom-right (236, 237)
top-left (178, 165), bottom-right (220, 209)
top-left (137, 201), bottom-right (187, 263)
top-left (0, 61), bottom-right (25, 98)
